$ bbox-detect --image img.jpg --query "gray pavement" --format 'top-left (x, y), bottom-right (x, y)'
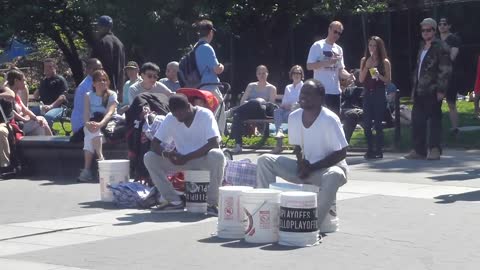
top-left (1, 149), bottom-right (480, 269)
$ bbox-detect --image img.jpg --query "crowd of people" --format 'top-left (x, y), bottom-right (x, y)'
top-left (0, 15), bottom-right (475, 226)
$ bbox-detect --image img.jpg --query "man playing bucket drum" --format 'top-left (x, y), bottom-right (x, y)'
top-left (256, 79), bottom-right (348, 231)
top-left (144, 94), bottom-right (226, 215)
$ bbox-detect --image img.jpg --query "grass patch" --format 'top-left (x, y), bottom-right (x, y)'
top-left (223, 100), bottom-right (480, 151)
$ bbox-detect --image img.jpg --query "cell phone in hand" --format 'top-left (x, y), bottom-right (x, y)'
top-left (323, 51), bottom-right (333, 57)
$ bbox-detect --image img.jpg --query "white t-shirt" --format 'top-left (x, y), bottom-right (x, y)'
top-left (154, 106), bottom-right (220, 155)
top-left (288, 107), bottom-right (348, 171)
top-left (282, 81), bottom-right (303, 106)
top-left (128, 81), bottom-right (172, 105)
top-left (418, 49), bottom-right (429, 79)
top-left (306, 39), bottom-right (345, 95)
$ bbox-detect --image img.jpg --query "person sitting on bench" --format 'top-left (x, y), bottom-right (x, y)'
top-left (78, 70), bottom-right (118, 182)
top-left (7, 70), bottom-right (53, 136)
top-left (229, 65), bottom-right (277, 154)
top-left (0, 86), bottom-right (16, 179)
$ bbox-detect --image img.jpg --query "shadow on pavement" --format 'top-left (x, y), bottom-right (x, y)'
top-left (435, 190), bottom-right (480, 203)
top-left (428, 169), bottom-right (480, 182)
top-left (197, 236), bottom-right (238, 244)
top-left (78, 200), bottom-right (119, 210)
top-left (114, 211), bottom-right (210, 225)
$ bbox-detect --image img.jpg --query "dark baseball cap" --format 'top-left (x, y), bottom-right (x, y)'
top-left (124, 61), bottom-right (139, 70)
top-left (196, 20), bottom-right (216, 32)
top-left (98, 15), bottom-right (113, 27)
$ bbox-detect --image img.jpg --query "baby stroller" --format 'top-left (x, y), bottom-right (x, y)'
top-left (177, 82), bottom-right (233, 160)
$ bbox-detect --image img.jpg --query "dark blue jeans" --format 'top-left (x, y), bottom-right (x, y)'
top-left (412, 93), bottom-right (442, 156)
top-left (363, 88), bottom-right (386, 153)
top-left (230, 100), bottom-right (266, 145)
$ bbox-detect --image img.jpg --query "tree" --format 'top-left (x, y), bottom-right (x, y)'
top-left (0, 0), bottom-right (96, 85)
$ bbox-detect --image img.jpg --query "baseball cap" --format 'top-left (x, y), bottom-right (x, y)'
top-left (420, 18), bottom-right (437, 29)
top-left (98, 15), bottom-right (113, 27)
top-left (124, 61), bottom-right (139, 70)
top-left (196, 20), bottom-right (217, 32)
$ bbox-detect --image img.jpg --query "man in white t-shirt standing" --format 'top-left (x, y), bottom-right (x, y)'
top-left (257, 79), bottom-right (348, 233)
top-left (144, 94), bottom-right (226, 215)
top-left (307, 21), bottom-right (355, 116)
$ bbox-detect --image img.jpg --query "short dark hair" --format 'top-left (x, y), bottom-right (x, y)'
top-left (169, 94), bottom-right (190, 112)
top-left (140, 62), bottom-right (160, 74)
top-left (194, 19), bottom-right (215, 38)
top-left (304, 79), bottom-right (325, 96)
top-left (43, 58), bottom-right (56, 65)
top-left (6, 69), bottom-right (24, 87)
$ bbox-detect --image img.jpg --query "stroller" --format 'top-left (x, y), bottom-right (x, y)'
top-left (177, 82), bottom-right (233, 160)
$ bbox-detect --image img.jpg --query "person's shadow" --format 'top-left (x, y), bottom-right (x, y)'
top-left (435, 190), bottom-right (480, 204)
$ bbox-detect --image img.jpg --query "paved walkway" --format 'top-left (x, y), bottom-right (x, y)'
top-left (0, 149), bottom-right (479, 269)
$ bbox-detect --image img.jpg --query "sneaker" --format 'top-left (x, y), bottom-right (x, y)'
top-left (363, 151), bottom-right (376, 160)
top-left (151, 200), bottom-right (185, 213)
top-left (274, 130), bottom-right (285, 139)
top-left (270, 146), bottom-right (284, 154)
top-left (404, 150), bottom-right (426, 160)
top-left (231, 144), bottom-right (242, 154)
top-left (0, 166), bottom-right (16, 180)
top-left (77, 169), bottom-right (93, 182)
top-left (206, 204), bottom-right (219, 216)
top-left (426, 147), bottom-right (441, 160)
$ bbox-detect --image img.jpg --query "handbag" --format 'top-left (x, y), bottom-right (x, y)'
top-left (222, 159), bottom-right (257, 187)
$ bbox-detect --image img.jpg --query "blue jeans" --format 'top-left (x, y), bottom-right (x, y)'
top-left (273, 108), bottom-right (291, 132)
top-left (30, 106), bottom-right (64, 127)
top-left (362, 88), bottom-right (386, 153)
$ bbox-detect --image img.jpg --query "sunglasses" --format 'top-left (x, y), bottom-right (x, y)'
top-left (333, 30), bottom-right (343, 36)
top-left (421, 28), bottom-right (434, 33)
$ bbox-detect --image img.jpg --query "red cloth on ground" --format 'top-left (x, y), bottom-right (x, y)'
top-left (474, 56), bottom-right (480, 94)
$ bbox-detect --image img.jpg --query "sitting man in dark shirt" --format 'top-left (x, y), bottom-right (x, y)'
top-left (32, 58), bottom-right (68, 127)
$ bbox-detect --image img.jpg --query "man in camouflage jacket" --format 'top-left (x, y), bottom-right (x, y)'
top-left (405, 18), bottom-right (452, 160)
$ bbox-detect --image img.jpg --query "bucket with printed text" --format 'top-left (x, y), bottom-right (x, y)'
top-left (242, 189), bottom-right (282, 243)
top-left (270, 182), bottom-right (339, 233)
top-left (217, 186), bottom-right (254, 239)
top-left (185, 170), bottom-right (210, 213)
top-left (279, 191), bottom-right (320, 246)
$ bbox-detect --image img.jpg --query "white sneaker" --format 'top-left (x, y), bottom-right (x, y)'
top-left (274, 130), bottom-right (285, 138)
top-left (231, 144), bottom-right (242, 154)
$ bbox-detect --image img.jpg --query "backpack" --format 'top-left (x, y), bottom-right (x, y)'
top-left (178, 41), bottom-right (206, 88)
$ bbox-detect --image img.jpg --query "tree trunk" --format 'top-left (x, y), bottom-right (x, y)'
top-left (48, 29), bottom-right (84, 86)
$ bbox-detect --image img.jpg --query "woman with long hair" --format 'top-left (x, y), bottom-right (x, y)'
top-left (359, 36), bottom-right (391, 159)
top-left (78, 70), bottom-right (118, 182)
top-left (6, 70), bottom-right (53, 136)
top-left (230, 65), bottom-right (277, 154)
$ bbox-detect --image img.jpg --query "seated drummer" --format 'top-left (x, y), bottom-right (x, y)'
top-left (144, 94), bottom-right (225, 215)
top-left (256, 79), bottom-right (348, 228)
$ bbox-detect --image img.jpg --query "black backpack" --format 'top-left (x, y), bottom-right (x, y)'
top-left (177, 41), bottom-right (206, 88)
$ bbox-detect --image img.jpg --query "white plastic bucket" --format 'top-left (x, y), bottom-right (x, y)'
top-left (270, 182), bottom-right (339, 233)
top-left (217, 186), bottom-right (254, 239)
top-left (242, 189), bottom-right (282, 243)
top-left (279, 191), bottom-right (320, 247)
top-left (98, 159), bottom-right (130, 202)
top-left (184, 170), bottom-right (210, 213)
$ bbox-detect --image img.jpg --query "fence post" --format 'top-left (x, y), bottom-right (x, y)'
top-left (394, 89), bottom-right (401, 150)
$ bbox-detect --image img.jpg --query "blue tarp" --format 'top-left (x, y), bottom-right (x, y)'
top-left (0, 39), bottom-right (33, 63)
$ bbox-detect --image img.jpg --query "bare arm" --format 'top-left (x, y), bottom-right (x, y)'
top-left (98, 101), bottom-right (117, 127)
top-left (33, 89), bottom-right (40, 100)
top-left (184, 137), bottom-right (220, 162)
top-left (450, 47), bottom-right (459, 62)
top-left (214, 63), bottom-right (224, 75)
top-left (268, 85), bottom-right (277, 103)
top-left (307, 57), bottom-right (340, 71)
top-left (309, 147), bottom-right (347, 171)
top-left (377, 59), bottom-right (392, 84)
top-left (83, 94), bottom-right (91, 124)
top-left (0, 87), bottom-right (15, 101)
top-left (359, 57), bottom-right (368, 83)
top-left (240, 84), bottom-right (253, 104)
top-left (48, 94), bottom-right (66, 108)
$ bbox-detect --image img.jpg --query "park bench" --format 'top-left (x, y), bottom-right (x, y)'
top-left (18, 136), bottom-right (127, 178)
